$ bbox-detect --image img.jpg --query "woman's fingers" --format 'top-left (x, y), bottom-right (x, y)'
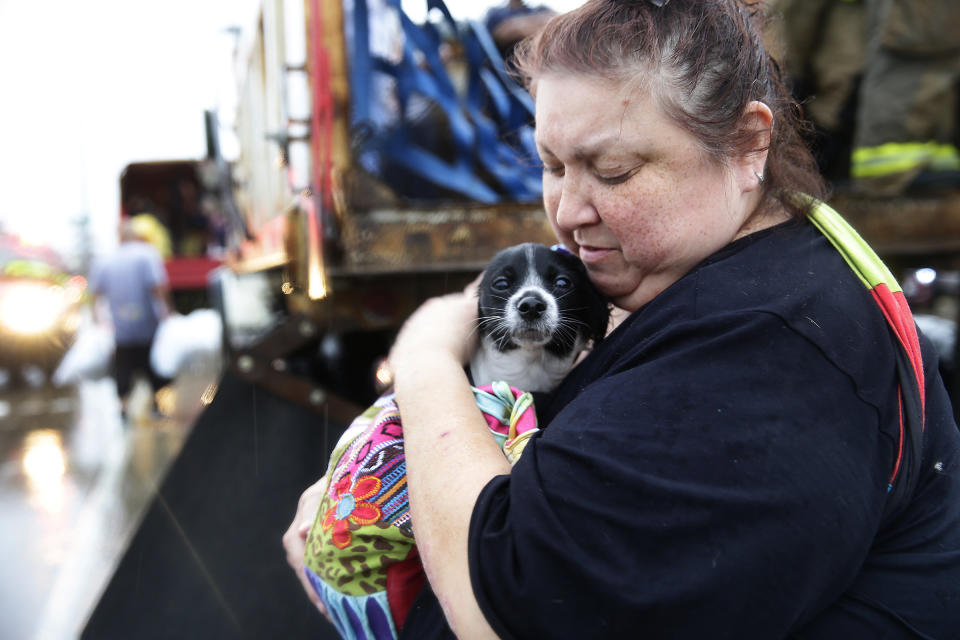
top-left (282, 476), bottom-right (329, 612)
top-left (464, 272), bottom-right (483, 296)
top-left (389, 290), bottom-right (479, 369)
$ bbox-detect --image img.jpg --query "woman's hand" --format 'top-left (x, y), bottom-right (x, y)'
top-left (282, 475), bottom-right (333, 623)
top-left (388, 280), bottom-right (480, 380)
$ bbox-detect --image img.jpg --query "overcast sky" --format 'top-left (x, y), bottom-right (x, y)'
top-left (0, 0), bottom-right (579, 266)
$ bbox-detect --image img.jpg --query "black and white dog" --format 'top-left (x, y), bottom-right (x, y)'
top-left (470, 242), bottom-right (610, 392)
top-left (302, 243), bottom-right (609, 633)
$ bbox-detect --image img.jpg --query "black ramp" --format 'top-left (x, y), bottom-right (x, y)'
top-left (82, 372), bottom-right (345, 639)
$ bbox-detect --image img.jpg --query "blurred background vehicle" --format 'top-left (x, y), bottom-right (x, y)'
top-left (119, 156), bottom-right (234, 315)
top-left (0, 233), bottom-right (86, 388)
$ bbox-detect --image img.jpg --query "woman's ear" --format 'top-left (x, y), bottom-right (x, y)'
top-left (736, 100), bottom-right (774, 192)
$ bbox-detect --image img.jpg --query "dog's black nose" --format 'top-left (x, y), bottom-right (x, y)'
top-left (517, 295), bottom-right (547, 319)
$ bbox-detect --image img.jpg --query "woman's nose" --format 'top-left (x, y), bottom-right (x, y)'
top-left (553, 176), bottom-right (599, 231)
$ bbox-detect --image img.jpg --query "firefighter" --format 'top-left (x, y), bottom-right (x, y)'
top-left (766, 0), bottom-right (867, 181)
top-left (852, 0), bottom-right (960, 196)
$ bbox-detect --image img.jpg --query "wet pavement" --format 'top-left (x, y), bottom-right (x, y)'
top-left (0, 360), bottom-right (220, 640)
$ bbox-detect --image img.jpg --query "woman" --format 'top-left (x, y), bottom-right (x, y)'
top-left (285, 1), bottom-right (960, 637)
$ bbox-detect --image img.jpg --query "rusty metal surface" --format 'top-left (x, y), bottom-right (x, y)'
top-left (830, 191), bottom-right (960, 256)
top-left (279, 179), bottom-right (960, 329)
top-left (313, 0), bottom-right (351, 177)
top-left (285, 268), bottom-right (479, 331)
top-left (336, 201), bottom-right (556, 273)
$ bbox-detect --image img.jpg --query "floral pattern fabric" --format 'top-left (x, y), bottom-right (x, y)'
top-left (304, 383), bottom-right (539, 639)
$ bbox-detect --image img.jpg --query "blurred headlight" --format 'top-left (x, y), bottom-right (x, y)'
top-left (0, 283), bottom-right (69, 334)
top-left (62, 309), bottom-right (82, 333)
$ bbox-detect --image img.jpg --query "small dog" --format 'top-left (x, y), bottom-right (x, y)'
top-left (471, 242), bottom-right (610, 391)
top-left (303, 243), bottom-right (609, 639)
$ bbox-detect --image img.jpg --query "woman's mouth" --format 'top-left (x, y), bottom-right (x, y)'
top-left (578, 244), bottom-right (614, 264)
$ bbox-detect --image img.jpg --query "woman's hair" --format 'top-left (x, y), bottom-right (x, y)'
top-left (513, 0), bottom-right (826, 218)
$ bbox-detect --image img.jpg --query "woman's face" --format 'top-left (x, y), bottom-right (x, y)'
top-left (535, 73), bottom-right (763, 311)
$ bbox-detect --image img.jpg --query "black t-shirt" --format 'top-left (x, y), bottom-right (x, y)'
top-left (402, 219), bottom-right (960, 639)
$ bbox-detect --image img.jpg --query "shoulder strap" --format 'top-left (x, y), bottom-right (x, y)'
top-left (807, 200), bottom-right (925, 520)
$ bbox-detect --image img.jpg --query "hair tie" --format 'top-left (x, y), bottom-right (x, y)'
top-left (648, 0), bottom-right (671, 6)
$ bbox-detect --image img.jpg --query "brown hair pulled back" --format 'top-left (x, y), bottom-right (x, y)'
top-left (512, 0), bottom-right (825, 218)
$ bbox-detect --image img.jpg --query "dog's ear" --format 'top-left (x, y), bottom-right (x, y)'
top-left (584, 283), bottom-right (611, 345)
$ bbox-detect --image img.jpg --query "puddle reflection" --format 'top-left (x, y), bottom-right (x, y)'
top-left (1, 356), bottom-right (220, 639)
top-left (22, 429), bottom-right (67, 514)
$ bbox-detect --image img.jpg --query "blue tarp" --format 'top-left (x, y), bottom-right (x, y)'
top-left (347, 0), bottom-right (542, 204)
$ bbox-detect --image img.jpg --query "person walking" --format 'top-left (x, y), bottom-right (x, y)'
top-left (89, 219), bottom-right (172, 422)
top-left (768, 0), bottom-right (867, 181)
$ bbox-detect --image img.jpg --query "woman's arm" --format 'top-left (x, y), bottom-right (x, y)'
top-left (390, 291), bottom-right (511, 639)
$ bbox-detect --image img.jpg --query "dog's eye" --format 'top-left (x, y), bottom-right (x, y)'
top-left (492, 277), bottom-right (510, 291)
top-left (554, 276), bottom-right (571, 289)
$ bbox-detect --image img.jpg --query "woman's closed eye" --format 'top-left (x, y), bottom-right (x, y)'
top-left (594, 165), bottom-right (641, 185)
top-left (542, 163), bottom-right (565, 177)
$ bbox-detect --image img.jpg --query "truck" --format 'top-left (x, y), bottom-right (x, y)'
top-left (208, 0), bottom-right (557, 412)
top-left (116, 0), bottom-right (960, 416)
top-left (199, 0), bottom-right (960, 416)
top-left (117, 156), bottom-right (228, 314)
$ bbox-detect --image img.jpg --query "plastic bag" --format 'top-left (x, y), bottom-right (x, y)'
top-left (52, 323), bottom-right (115, 386)
top-left (150, 309), bottom-right (223, 378)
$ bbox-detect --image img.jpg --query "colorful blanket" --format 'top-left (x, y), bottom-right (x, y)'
top-left (303, 381), bottom-right (539, 640)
